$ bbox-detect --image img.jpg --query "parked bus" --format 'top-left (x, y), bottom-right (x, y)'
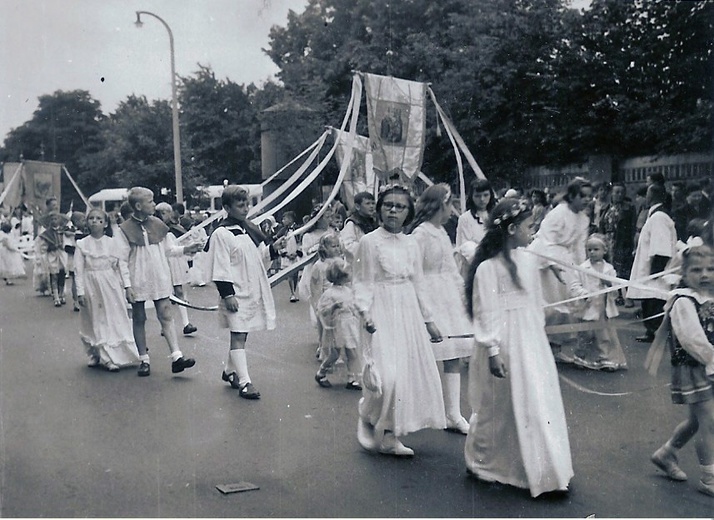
top-left (87, 188), bottom-right (129, 213)
top-left (194, 184), bottom-right (263, 214)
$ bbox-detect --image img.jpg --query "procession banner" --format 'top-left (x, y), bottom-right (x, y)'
top-left (1, 161), bottom-right (62, 213)
top-left (332, 128), bottom-right (375, 210)
top-left (364, 73), bottom-right (426, 183)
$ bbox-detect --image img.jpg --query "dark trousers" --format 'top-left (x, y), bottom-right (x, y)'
top-left (641, 298), bottom-right (665, 336)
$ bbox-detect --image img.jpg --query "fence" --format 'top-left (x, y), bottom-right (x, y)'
top-left (523, 152), bottom-right (713, 190)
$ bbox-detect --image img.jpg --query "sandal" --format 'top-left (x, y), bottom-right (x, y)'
top-left (315, 373), bottom-right (332, 388)
top-left (239, 382), bottom-right (261, 399)
top-left (221, 371), bottom-right (241, 390)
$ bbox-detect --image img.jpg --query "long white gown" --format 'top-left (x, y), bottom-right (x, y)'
top-left (353, 227), bottom-right (446, 438)
top-left (411, 222), bottom-right (472, 360)
top-left (74, 236), bottom-right (140, 367)
top-left (465, 249), bottom-right (573, 497)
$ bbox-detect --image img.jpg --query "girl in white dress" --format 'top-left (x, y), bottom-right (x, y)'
top-left (75, 209), bottom-right (140, 371)
top-left (464, 198), bottom-right (573, 497)
top-left (310, 232), bottom-right (343, 363)
top-left (0, 222), bottom-right (25, 285)
top-left (408, 184), bottom-right (473, 434)
top-left (354, 185), bottom-right (446, 457)
top-left (206, 185), bottom-right (276, 400)
top-left (315, 259), bottom-right (363, 390)
top-left (455, 179), bottom-right (496, 277)
top-left (569, 233), bottom-right (627, 371)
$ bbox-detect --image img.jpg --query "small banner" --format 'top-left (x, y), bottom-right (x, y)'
top-left (1, 161), bottom-right (62, 212)
top-left (332, 128), bottom-right (375, 210)
top-left (364, 73), bottom-right (426, 183)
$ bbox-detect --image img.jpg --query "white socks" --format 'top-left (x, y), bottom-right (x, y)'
top-left (170, 350), bottom-right (183, 362)
top-left (230, 349), bottom-right (251, 385)
top-left (442, 371), bottom-right (463, 421)
top-left (178, 305), bottom-right (190, 327)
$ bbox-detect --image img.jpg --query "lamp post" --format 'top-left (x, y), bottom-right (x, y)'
top-left (134, 11), bottom-right (183, 204)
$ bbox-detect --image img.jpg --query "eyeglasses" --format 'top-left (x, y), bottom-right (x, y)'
top-left (382, 202), bottom-right (409, 212)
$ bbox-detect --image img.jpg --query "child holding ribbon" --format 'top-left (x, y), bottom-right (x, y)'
top-left (569, 233), bottom-right (628, 371)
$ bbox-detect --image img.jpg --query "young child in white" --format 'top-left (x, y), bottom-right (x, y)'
top-left (275, 211), bottom-right (300, 302)
top-left (116, 187), bottom-right (202, 377)
top-left (0, 222), bottom-right (25, 285)
top-left (569, 233), bottom-right (628, 371)
top-left (66, 211), bottom-right (88, 312)
top-left (75, 209), bottom-right (140, 371)
top-left (650, 238), bottom-right (714, 497)
top-left (38, 211), bottom-right (69, 307)
top-left (310, 232), bottom-right (343, 361)
top-left (205, 185), bottom-right (276, 399)
top-left (155, 202), bottom-right (197, 335)
top-left (464, 198), bottom-right (573, 497)
top-left (315, 258), bottom-right (363, 390)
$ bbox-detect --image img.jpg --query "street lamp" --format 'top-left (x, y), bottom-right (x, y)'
top-left (134, 10), bottom-right (183, 204)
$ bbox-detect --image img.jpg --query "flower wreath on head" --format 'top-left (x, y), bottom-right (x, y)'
top-left (491, 199), bottom-right (529, 228)
top-left (378, 182), bottom-right (415, 200)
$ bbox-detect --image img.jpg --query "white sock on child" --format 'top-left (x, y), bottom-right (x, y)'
top-left (442, 371), bottom-right (463, 421)
top-left (170, 350), bottom-right (183, 362)
top-left (178, 305), bottom-right (189, 327)
top-left (139, 354), bottom-right (150, 363)
top-left (230, 349), bottom-right (251, 386)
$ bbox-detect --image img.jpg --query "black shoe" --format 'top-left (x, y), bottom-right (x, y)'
top-left (239, 382), bottom-right (261, 399)
top-left (315, 373), bottom-right (332, 388)
top-left (345, 380), bottom-right (362, 391)
top-left (171, 357), bottom-right (196, 373)
top-left (138, 361), bottom-right (151, 377)
top-left (221, 371), bottom-right (241, 389)
top-left (183, 323), bottom-right (197, 335)
top-left (636, 334), bottom-right (654, 343)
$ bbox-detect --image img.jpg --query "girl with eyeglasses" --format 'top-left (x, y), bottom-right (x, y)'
top-left (353, 185), bottom-right (446, 457)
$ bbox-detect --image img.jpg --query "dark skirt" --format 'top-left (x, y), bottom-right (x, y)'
top-left (670, 363), bottom-right (714, 404)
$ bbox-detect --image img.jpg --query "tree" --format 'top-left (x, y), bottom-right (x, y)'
top-left (265, 0), bottom-right (713, 185)
top-left (266, 0), bottom-right (570, 185)
top-left (78, 95), bottom-right (177, 197)
top-left (178, 65), bottom-right (263, 186)
top-left (0, 90), bottom-right (105, 209)
top-left (551, 0), bottom-right (713, 160)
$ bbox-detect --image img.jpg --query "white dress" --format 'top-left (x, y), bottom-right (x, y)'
top-left (411, 222), bottom-right (473, 360)
top-left (353, 228), bottom-right (446, 438)
top-left (206, 225), bottom-right (276, 332)
top-left (455, 211), bottom-right (488, 273)
top-left (0, 232), bottom-right (26, 279)
top-left (465, 249), bottom-right (573, 497)
top-left (74, 236), bottom-right (140, 367)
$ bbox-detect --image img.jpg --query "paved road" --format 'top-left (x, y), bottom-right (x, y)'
top-left (0, 275), bottom-right (711, 517)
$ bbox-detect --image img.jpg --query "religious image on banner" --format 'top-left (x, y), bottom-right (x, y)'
top-left (364, 73), bottom-right (426, 184)
top-left (0, 161), bottom-right (62, 213)
top-left (332, 128), bottom-right (375, 210)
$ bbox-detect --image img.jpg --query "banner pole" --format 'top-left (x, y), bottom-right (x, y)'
top-left (0, 163), bottom-right (24, 207)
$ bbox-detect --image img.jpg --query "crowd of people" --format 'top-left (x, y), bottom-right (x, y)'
top-left (0, 172), bottom-right (712, 499)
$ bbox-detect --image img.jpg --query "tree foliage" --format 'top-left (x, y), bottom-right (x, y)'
top-left (179, 65), bottom-right (264, 186)
top-left (266, 0), bottom-right (713, 185)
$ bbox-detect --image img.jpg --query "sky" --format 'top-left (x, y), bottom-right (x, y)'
top-left (0, 0), bottom-right (308, 142)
